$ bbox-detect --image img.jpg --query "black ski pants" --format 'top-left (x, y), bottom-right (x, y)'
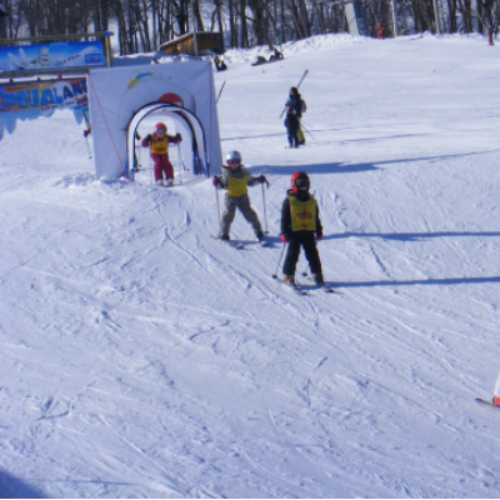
top-left (283, 231), bottom-right (322, 276)
top-left (284, 116), bottom-right (299, 148)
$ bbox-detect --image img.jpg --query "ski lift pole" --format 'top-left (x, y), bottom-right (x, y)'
top-left (280, 69), bottom-right (309, 118)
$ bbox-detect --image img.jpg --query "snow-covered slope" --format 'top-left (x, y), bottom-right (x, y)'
top-left (2, 33), bottom-right (500, 498)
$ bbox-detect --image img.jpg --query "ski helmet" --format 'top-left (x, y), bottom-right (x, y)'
top-left (225, 150), bottom-right (242, 167)
top-left (291, 171), bottom-right (310, 192)
top-left (155, 122), bottom-right (167, 131)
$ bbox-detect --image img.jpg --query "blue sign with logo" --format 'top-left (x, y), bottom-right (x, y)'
top-left (0, 40), bottom-right (106, 74)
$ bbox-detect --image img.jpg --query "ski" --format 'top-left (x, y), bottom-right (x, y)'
top-left (304, 275), bottom-right (336, 293)
top-left (475, 398), bottom-right (500, 409)
top-left (211, 235), bottom-right (244, 249)
top-left (273, 277), bottom-right (309, 295)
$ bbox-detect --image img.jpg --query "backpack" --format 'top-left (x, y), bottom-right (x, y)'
top-left (300, 99), bottom-right (307, 113)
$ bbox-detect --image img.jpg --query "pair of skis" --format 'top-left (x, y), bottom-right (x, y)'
top-left (274, 276), bottom-right (335, 295)
top-left (212, 235), bottom-right (268, 250)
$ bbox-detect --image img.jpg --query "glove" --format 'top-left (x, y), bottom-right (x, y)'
top-left (175, 133), bottom-right (182, 142)
top-left (258, 175), bottom-right (269, 186)
top-left (144, 134), bottom-right (152, 142)
top-left (316, 233), bottom-right (323, 241)
top-left (281, 234), bottom-right (289, 243)
top-left (212, 176), bottom-right (222, 187)
top-left (83, 129), bottom-right (91, 138)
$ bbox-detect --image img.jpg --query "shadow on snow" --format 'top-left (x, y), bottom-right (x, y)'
top-left (0, 469), bottom-right (46, 499)
top-left (332, 275), bottom-right (500, 289)
top-left (323, 230), bottom-right (500, 242)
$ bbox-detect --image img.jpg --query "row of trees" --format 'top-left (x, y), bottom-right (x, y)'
top-left (0, 0), bottom-right (498, 54)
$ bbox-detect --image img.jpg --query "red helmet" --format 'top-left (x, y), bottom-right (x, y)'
top-left (291, 171), bottom-right (310, 193)
top-left (155, 122), bottom-right (167, 131)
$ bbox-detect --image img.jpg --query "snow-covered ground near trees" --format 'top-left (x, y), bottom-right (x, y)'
top-left (2, 33), bottom-right (500, 498)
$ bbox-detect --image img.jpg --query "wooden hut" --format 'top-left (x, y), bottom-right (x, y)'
top-left (159, 32), bottom-right (224, 57)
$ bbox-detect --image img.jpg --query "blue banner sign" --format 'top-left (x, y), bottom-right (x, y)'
top-left (0, 40), bottom-right (106, 74)
top-left (0, 77), bottom-right (89, 140)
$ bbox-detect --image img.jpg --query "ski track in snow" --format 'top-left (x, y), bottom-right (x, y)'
top-left (1, 33), bottom-right (500, 497)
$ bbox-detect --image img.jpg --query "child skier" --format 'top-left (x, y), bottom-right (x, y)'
top-left (213, 150), bottom-right (268, 242)
top-left (280, 171), bottom-right (324, 286)
top-left (141, 122), bottom-right (182, 186)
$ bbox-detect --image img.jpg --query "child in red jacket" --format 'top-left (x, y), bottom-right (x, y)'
top-left (142, 122), bottom-right (182, 186)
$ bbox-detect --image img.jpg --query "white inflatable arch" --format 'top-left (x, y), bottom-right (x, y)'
top-left (88, 61), bottom-right (222, 181)
top-left (128, 103), bottom-right (209, 178)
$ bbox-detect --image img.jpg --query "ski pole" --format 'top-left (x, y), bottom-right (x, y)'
top-left (215, 184), bottom-right (221, 234)
top-left (301, 122), bottom-right (316, 141)
top-left (279, 69), bottom-right (309, 118)
top-left (149, 144), bottom-right (152, 186)
top-left (261, 182), bottom-right (269, 234)
top-left (82, 110), bottom-right (93, 159)
top-left (216, 81), bottom-right (226, 103)
top-left (272, 243), bottom-right (287, 279)
top-left (177, 144), bottom-right (183, 185)
top-left (84, 131), bottom-right (92, 159)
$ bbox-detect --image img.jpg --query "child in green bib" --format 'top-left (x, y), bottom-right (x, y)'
top-left (213, 151), bottom-right (268, 242)
top-left (280, 171), bottom-right (323, 287)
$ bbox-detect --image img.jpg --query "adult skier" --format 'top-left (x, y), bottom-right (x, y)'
top-left (284, 107), bottom-right (300, 148)
top-left (281, 172), bottom-right (324, 286)
top-left (213, 150), bottom-right (268, 242)
top-left (141, 122), bottom-right (182, 186)
top-left (285, 86), bottom-right (306, 145)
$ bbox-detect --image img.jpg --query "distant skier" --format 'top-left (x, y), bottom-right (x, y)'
top-left (284, 107), bottom-right (300, 148)
top-left (285, 86), bottom-right (306, 145)
top-left (141, 123), bottom-right (182, 186)
top-left (281, 172), bottom-right (324, 287)
top-left (214, 55), bottom-right (227, 71)
top-left (269, 45), bottom-right (284, 61)
top-left (212, 150), bottom-right (268, 242)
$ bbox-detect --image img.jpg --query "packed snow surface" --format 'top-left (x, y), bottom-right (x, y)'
top-left (2, 33), bottom-right (500, 498)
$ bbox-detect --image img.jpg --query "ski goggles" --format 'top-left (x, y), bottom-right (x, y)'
top-left (295, 178), bottom-right (310, 188)
top-left (226, 159), bottom-right (241, 166)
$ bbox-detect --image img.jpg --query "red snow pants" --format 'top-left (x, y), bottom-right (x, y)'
top-left (151, 153), bottom-right (174, 182)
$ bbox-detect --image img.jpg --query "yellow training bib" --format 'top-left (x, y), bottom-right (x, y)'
top-left (289, 195), bottom-right (317, 231)
top-left (151, 137), bottom-right (169, 155)
top-left (227, 170), bottom-right (248, 197)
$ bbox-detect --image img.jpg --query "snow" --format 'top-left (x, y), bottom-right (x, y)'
top-left (2, 33), bottom-right (500, 498)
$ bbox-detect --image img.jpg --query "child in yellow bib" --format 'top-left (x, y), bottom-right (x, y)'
top-left (213, 150), bottom-right (268, 242)
top-left (141, 122), bottom-right (182, 186)
top-left (280, 172), bottom-right (324, 286)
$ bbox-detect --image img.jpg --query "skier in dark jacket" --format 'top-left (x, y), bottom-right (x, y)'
top-left (281, 171), bottom-right (323, 286)
top-left (285, 86), bottom-right (305, 145)
top-left (284, 107), bottom-right (299, 148)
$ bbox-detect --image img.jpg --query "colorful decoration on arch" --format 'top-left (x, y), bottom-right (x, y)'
top-left (0, 77), bottom-right (88, 140)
